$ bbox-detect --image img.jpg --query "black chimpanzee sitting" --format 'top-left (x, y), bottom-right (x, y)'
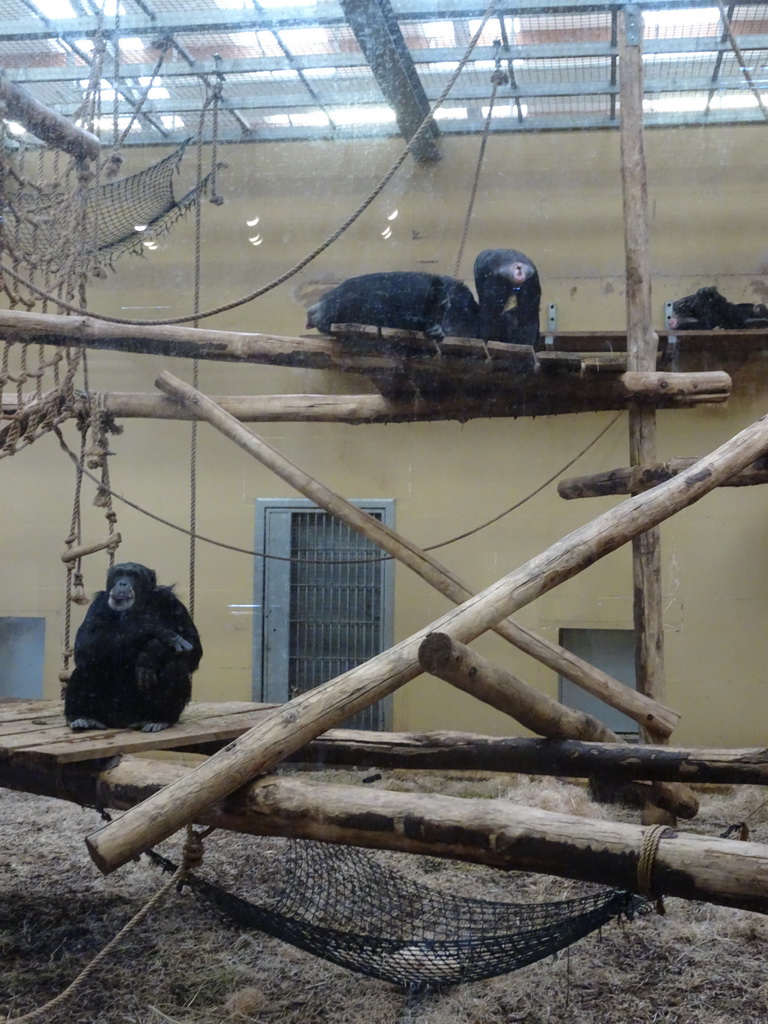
top-left (304, 248), bottom-right (541, 346)
top-left (65, 561), bottom-right (202, 733)
top-left (668, 286), bottom-right (768, 330)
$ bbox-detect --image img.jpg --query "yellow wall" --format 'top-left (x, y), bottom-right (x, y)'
top-left (2, 124), bottom-right (768, 745)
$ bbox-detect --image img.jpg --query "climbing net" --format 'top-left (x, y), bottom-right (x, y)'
top-left (0, 124), bottom-right (216, 460)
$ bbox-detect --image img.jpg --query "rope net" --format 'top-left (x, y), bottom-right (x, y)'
top-left (0, 342), bottom-right (81, 459)
top-left (0, 134), bottom-right (216, 456)
top-left (151, 841), bottom-right (650, 989)
top-left (2, 141), bottom-right (213, 283)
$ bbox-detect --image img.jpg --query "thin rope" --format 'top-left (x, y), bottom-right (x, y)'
top-left (428, 411), bottom-right (624, 551)
top-left (715, 0), bottom-right (768, 122)
top-left (53, 410), bottom-right (623, 565)
top-left (0, 0), bottom-right (498, 328)
top-left (452, 50), bottom-right (508, 279)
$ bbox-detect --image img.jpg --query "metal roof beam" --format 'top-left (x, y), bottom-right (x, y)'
top-left (28, 105), bottom-right (762, 149)
top-left (3, 0), bottom-right (760, 41)
top-left (337, 0), bottom-right (440, 161)
top-left (7, 35), bottom-right (768, 87)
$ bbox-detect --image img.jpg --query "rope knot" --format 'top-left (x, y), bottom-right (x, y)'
top-left (637, 824), bottom-right (676, 915)
top-left (182, 828), bottom-right (206, 874)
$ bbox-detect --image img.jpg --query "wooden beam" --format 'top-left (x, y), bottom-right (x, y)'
top-left (85, 407), bottom-right (768, 874)
top-left (558, 457), bottom-right (768, 499)
top-left (154, 370), bottom-right (678, 737)
top-left (0, 72), bottom-right (100, 160)
top-left (417, 632), bottom-right (697, 819)
top-left (288, 731), bottom-right (768, 784)
top-left (0, 370), bottom-right (731, 428)
top-left (12, 755), bottom-right (768, 916)
top-left (620, 370), bottom-right (730, 402)
top-left (620, 8), bottom-right (666, 770)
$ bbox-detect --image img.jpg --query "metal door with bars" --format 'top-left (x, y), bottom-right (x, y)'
top-left (253, 499), bottom-right (395, 730)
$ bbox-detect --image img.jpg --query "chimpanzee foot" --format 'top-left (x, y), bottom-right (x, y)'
top-left (129, 721), bottom-right (171, 732)
top-left (68, 717), bottom-right (108, 731)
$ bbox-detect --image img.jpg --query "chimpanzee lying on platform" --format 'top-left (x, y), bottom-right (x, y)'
top-left (65, 561), bottom-right (202, 732)
top-left (305, 248), bottom-right (541, 347)
top-left (668, 286), bottom-right (768, 330)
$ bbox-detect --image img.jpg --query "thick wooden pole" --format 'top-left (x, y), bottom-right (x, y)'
top-left (620, 8), bottom-right (666, 767)
top-left (154, 370), bottom-right (677, 736)
top-left (28, 757), bottom-right (768, 915)
top-left (418, 632), bottom-right (697, 818)
top-left (86, 408), bottom-right (768, 873)
top-left (0, 73), bottom-right (100, 160)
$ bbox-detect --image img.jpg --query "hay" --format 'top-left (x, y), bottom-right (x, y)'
top-left (2, 773), bottom-right (768, 1023)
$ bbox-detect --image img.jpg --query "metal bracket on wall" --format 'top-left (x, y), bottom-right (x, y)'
top-left (623, 5), bottom-right (643, 46)
top-left (662, 299), bottom-right (679, 368)
top-left (543, 302), bottom-right (557, 348)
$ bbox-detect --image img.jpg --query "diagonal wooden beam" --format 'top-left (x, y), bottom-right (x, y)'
top-left (85, 386), bottom-right (768, 874)
top-left (150, 371), bottom-right (678, 736)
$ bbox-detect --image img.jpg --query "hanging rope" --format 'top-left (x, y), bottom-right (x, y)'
top-left (0, 0), bottom-right (500, 327)
top-left (452, 41), bottom-right (509, 279)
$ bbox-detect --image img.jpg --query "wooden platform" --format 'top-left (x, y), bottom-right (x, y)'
top-left (3, 307), bottom-right (766, 420)
top-left (0, 698), bottom-right (277, 766)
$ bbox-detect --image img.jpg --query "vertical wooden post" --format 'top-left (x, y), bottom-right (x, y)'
top-left (620, 6), bottom-right (671, 823)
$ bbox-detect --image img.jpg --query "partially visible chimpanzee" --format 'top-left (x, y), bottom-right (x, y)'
top-left (65, 562), bottom-right (202, 732)
top-left (668, 286), bottom-right (768, 330)
top-left (305, 271), bottom-right (479, 340)
top-left (304, 247), bottom-right (542, 346)
top-left (473, 248), bottom-right (541, 347)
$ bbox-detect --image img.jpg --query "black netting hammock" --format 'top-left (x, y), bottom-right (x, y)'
top-left (149, 841), bottom-right (651, 989)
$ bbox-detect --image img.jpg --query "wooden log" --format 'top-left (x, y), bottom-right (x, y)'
top-left (559, 457), bottom-right (768, 499)
top-left (0, 309), bottom-right (338, 367)
top-left (13, 755), bottom-right (768, 915)
top-left (619, 9), bottom-right (666, 777)
top-left (61, 533), bottom-right (122, 563)
top-left (0, 72), bottom-right (100, 160)
top-left (155, 370), bottom-right (677, 737)
top-left (86, 410), bottom-right (768, 874)
top-left (621, 370), bottom-right (730, 402)
top-left (289, 731), bottom-right (768, 784)
top-left (417, 633), bottom-right (697, 818)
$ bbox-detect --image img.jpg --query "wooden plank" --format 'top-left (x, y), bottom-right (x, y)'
top-left (535, 350), bottom-right (584, 373)
top-left (0, 700), bottom-right (278, 763)
top-left (0, 698), bottom-right (62, 721)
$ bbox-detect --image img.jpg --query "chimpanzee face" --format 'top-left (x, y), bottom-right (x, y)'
top-left (106, 562), bottom-right (157, 613)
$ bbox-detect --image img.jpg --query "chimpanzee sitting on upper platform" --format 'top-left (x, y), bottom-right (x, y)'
top-left (668, 286), bottom-right (768, 330)
top-left (65, 561), bottom-right (202, 733)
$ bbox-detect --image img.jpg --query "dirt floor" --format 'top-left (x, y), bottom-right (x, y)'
top-left (2, 771), bottom-right (768, 1024)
